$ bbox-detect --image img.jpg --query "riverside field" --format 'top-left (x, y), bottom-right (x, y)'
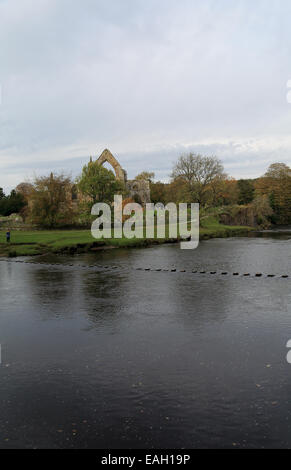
top-left (0, 216), bottom-right (253, 257)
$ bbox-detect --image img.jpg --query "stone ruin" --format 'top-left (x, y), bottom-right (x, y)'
top-left (96, 149), bottom-right (151, 206)
top-left (16, 149), bottom-right (152, 208)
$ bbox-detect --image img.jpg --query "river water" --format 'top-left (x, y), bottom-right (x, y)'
top-left (1, 232), bottom-right (291, 449)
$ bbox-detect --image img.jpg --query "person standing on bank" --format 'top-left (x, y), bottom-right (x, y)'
top-left (6, 229), bottom-right (11, 243)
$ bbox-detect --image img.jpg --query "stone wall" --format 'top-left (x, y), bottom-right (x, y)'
top-left (126, 179), bottom-right (151, 206)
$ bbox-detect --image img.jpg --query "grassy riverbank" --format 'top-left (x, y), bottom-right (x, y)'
top-left (199, 216), bottom-right (253, 239)
top-left (0, 217), bottom-right (253, 257)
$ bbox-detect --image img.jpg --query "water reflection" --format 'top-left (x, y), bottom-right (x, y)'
top-left (81, 272), bottom-right (128, 330)
top-left (24, 267), bottom-right (81, 320)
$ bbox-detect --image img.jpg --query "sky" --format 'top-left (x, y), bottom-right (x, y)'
top-left (1, 0), bottom-right (291, 192)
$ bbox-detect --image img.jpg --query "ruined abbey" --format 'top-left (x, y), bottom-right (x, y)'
top-left (96, 149), bottom-right (151, 205)
top-left (15, 149), bottom-right (151, 208)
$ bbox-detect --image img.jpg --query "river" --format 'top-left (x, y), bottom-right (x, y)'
top-left (1, 232), bottom-right (291, 449)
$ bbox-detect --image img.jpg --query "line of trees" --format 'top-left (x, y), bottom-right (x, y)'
top-left (3, 153), bottom-right (291, 228)
top-left (149, 155), bottom-right (291, 227)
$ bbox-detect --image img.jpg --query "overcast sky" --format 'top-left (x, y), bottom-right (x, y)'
top-left (1, 0), bottom-right (291, 191)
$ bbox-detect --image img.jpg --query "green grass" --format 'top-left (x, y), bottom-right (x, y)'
top-left (0, 230), bottom-right (163, 257)
top-left (200, 215), bottom-right (253, 239)
top-left (0, 217), bottom-right (254, 257)
top-left (0, 230), bottom-right (93, 257)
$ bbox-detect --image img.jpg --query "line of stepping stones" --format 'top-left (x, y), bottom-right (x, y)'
top-left (137, 268), bottom-right (289, 278)
top-left (0, 259), bottom-right (290, 279)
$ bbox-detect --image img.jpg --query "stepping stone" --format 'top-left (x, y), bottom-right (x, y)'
top-left (233, 273), bottom-right (239, 276)
top-left (255, 273), bottom-right (263, 277)
top-left (243, 273), bottom-right (250, 277)
top-left (210, 272), bottom-right (217, 275)
top-left (267, 274), bottom-right (275, 278)
top-left (221, 272), bottom-right (228, 275)
top-left (282, 275), bottom-right (289, 278)
top-left (171, 269), bottom-right (177, 272)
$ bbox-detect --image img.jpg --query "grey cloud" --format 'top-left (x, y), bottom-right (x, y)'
top-left (1, 0), bottom-right (291, 191)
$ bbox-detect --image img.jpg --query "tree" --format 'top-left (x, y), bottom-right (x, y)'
top-left (77, 160), bottom-right (124, 206)
top-left (30, 173), bottom-right (74, 228)
top-left (220, 178), bottom-right (239, 206)
top-left (251, 195), bottom-right (273, 227)
top-left (255, 163), bottom-right (291, 224)
top-left (171, 153), bottom-right (225, 206)
top-left (209, 174), bottom-right (229, 206)
top-left (150, 181), bottom-right (167, 205)
top-left (15, 183), bottom-right (34, 221)
top-left (237, 179), bottom-right (255, 205)
top-left (0, 188), bottom-right (5, 200)
top-left (135, 172), bottom-right (155, 183)
top-left (0, 190), bottom-right (27, 216)
top-left (265, 163), bottom-right (291, 179)
top-left (165, 178), bottom-right (189, 204)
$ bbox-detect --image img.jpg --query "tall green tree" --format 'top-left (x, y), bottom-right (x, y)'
top-left (77, 160), bottom-right (125, 205)
top-left (0, 190), bottom-right (26, 216)
top-left (237, 179), bottom-right (255, 205)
